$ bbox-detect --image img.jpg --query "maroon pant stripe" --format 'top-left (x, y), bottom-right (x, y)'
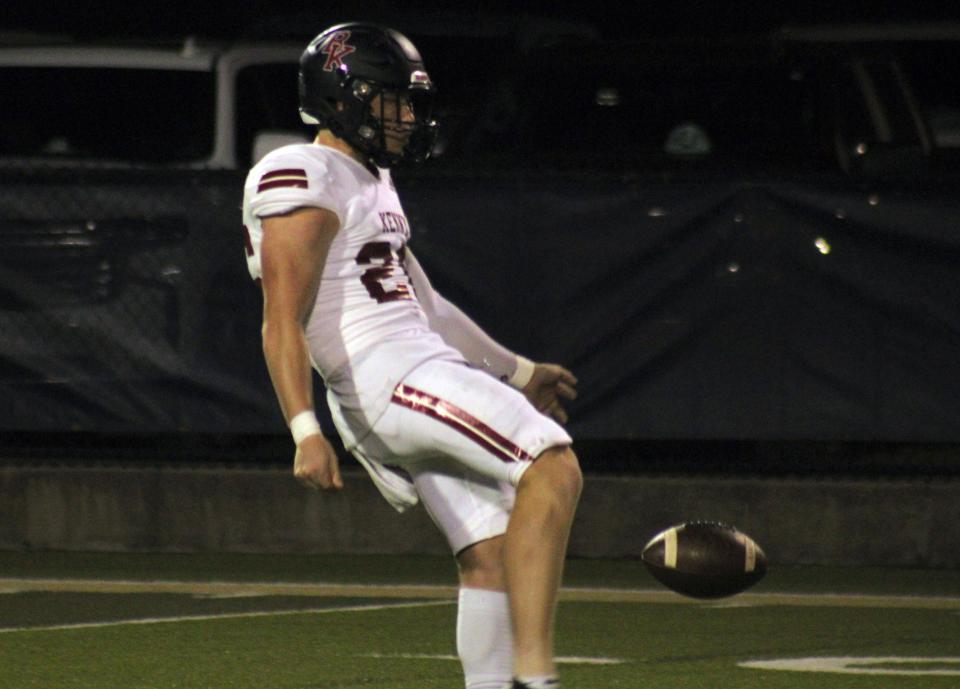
top-left (391, 384), bottom-right (533, 463)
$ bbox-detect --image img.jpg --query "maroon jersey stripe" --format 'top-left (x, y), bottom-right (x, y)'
top-left (257, 179), bottom-right (309, 192)
top-left (391, 384), bottom-right (533, 463)
top-left (260, 168), bottom-right (307, 181)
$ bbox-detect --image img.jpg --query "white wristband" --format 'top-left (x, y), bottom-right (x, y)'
top-left (508, 355), bottom-right (536, 389)
top-left (289, 410), bottom-right (321, 446)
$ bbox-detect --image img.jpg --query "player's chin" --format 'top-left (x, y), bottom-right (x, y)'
top-left (384, 128), bottom-right (412, 143)
top-left (384, 136), bottom-right (410, 154)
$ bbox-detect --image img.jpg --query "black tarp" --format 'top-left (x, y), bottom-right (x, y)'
top-left (2, 167), bottom-right (959, 442)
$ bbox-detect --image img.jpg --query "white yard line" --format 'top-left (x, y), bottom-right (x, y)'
top-left (739, 656), bottom-right (960, 676)
top-left (562, 588), bottom-right (960, 609)
top-left (0, 600), bottom-right (452, 634)
top-left (362, 653), bottom-right (628, 665)
top-left (0, 578), bottom-right (457, 598)
top-left (0, 578), bottom-right (957, 609)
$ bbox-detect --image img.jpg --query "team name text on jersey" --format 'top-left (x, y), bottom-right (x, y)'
top-left (379, 211), bottom-right (410, 238)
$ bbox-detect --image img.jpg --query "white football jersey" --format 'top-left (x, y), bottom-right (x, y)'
top-left (242, 143), bottom-right (461, 436)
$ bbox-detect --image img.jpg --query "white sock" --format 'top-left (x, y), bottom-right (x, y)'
top-left (456, 588), bottom-right (513, 689)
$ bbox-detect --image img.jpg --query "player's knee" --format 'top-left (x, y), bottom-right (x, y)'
top-left (527, 445), bottom-right (582, 508)
top-left (557, 446), bottom-right (584, 505)
top-left (457, 535), bottom-right (507, 590)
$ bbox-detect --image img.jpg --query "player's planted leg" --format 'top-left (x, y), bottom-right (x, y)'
top-left (457, 537), bottom-right (513, 689)
top-left (504, 446), bottom-right (582, 683)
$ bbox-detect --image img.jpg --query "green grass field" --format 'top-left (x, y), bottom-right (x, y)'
top-left (1, 552), bottom-right (958, 689)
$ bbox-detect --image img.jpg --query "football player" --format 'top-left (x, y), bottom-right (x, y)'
top-left (241, 23), bottom-right (581, 689)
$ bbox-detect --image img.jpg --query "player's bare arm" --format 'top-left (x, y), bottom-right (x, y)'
top-left (260, 206), bottom-right (343, 490)
top-left (405, 248), bottom-right (577, 423)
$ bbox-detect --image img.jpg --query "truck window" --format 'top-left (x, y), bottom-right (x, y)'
top-left (234, 62), bottom-right (312, 165)
top-left (0, 67), bottom-right (215, 164)
top-left (462, 41), bottom-right (840, 173)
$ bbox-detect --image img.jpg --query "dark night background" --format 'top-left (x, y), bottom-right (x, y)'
top-left (4, 1), bottom-right (960, 41)
top-left (4, 0), bottom-right (960, 477)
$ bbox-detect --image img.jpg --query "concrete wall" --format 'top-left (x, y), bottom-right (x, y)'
top-left (2, 463), bottom-right (958, 567)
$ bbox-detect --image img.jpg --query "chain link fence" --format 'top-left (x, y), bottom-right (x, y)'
top-left (0, 167), bottom-right (278, 434)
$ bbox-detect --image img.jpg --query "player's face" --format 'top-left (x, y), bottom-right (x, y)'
top-left (370, 91), bottom-right (415, 154)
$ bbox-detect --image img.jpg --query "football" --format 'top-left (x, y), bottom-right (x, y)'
top-left (641, 521), bottom-right (767, 599)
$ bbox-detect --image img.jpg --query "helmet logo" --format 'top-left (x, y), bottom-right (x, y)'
top-left (321, 31), bottom-right (356, 72)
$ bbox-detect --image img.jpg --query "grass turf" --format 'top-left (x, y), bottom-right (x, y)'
top-left (0, 552), bottom-right (958, 689)
top-left (1, 598), bottom-right (958, 689)
top-left (1, 550), bottom-right (959, 595)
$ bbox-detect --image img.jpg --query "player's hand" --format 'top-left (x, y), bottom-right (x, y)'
top-left (522, 363), bottom-right (578, 424)
top-left (293, 434), bottom-right (344, 491)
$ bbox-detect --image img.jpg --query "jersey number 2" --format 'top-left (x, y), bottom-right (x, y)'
top-left (356, 241), bottom-right (414, 304)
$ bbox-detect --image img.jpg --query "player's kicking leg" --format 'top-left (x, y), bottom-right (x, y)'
top-left (504, 445), bottom-right (581, 687)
